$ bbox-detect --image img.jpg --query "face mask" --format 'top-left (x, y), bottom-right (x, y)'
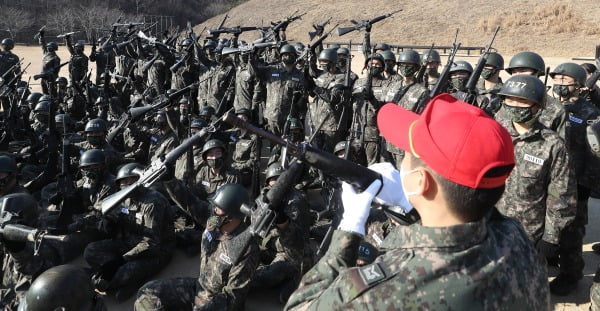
top-left (207, 214), bottom-right (229, 230)
top-left (503, 103), bottom-right (539, 124)
top-left (290, 132), bottom-right (303, 143)
top-left (35, 114), bottom-right (48, 124)
top-left (450, 77), bottom-right (468, 91)
top-left (399, 167), bottom-right (419, 209)
top-left (426, 67), bottom-right (438, 76)
top-left (281, 54), bottom-right (295, 65)
top-left (370, 66), bottom-right (384, 76)
top-left (338, 59), bottom-right (347, 69)
top-left (384, 63), bottom-right (395, 73)
top-left (398, 64), bottom-right (418, 77)
top-left (481, 68), bottom-right (495, 80)
top-left (87, 136), bottom-right (104, 146)
top-left (319, 63), bottom-right (330, 72)
top-left (180, 115), bottom-right (189, 127)
top-left (553, 84), bottom-right (575, 99)
top-left (82, 168), bottom-right (102, 181)
top-left (207, 158), bottom-right (223, 169)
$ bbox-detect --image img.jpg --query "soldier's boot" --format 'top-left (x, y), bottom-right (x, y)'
top-left (549, 274), bottom-right (579, 296)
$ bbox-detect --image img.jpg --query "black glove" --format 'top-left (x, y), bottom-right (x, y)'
top-left (365, 22), bottom-right (372, 32)
top-left (536, 240), bottom-right (559, 259)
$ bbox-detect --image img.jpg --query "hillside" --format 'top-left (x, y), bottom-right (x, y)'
top-left (194, 0), bottom-right (600, 58)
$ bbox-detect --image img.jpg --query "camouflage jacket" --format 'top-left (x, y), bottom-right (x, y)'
top-left (123, 126), bottom-right (150, 163)
top-left (147, 59), bottom-right (169, 96)
top-left (42, 51), bottom-right (61, 80)
top-left (382, 80), bottom-right (430, 155)
top-left (73, 140), bottom-right (123, 171)
top-left (148, 130), bottom-right (178, 163)
top-left (252, 62), bottom-right (307, 132)
top-left (309, 71), bottom-right (352, 133)
top-left (352, 75), bottom-right (393, 142)
top-left (202, 61), bottom-right (235, 112)
top-left (174, 146), bottom-right (203, 182)
top-left (285, 211), bottom-right (549, 311)
top-left (75, 173), bottom-right (117, 209)
top-left (0, 51), bottom-right (20, 81)
top-left (233, 61), bottom-right (261, 112)
top-left (195, 166), bottom-right (239, 198)
top-left (228, 130), bottom-right (258, 172)
top-left (196, 222), bottom-right (259, 311)
top-left (68, 53), bottom-right (89, 83)
top-left (259, 220), bottom-right (306, 272)
top-left (496, 120), bottom-right (577, 244)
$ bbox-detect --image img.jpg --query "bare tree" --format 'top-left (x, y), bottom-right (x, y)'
top-left (0, 6), bottom-right (34, 40)
top-left (47, 8), bottom-right (77, 35)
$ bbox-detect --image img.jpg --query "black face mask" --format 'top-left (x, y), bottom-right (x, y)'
top-left (384, 63), bottom-right (395, 73)
top-left (281, 54), bottom-right (296, 65)
top-left (155, 120), bottom-right (167, 129)
top-left (370, 66), bottom-right (384, 77)
top-left (207, 158), bottom-right (223, 169)
top-left (82, 168), bottom-right (102, 181)
top-left (87, 136), bottom-right (104, 146)
top-left (398, 64), bottom-right (418, 77)
top-left (450, 77), bottom-right (468, 91)
top-left (35, 114), bottom-right (48, 124)
top-left (338, 58), bottom-right (347, 69)
top-left (290, 132), bottom-right (303, 143)
top-left (553, 84), bottom-right (575, 99)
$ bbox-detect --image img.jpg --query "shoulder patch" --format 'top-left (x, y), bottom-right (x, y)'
top-left (569, 115), bottom-right (583, 124)
top-left (204, 229), bottom-right (213, 242)
top-left (358, 263), bottom-right (386, 285)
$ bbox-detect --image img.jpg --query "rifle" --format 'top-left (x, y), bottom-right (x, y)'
top-left (0, 224), bottom-right (68, 254)
top-left (184, 104), bottom-right (194, 186)
top-left (57, 31), bottom-right (81, 39)
top-left (265, 10), bottom-right (306, 40)
top-left (221, 41), bottom-right (277, 56)
top-left (0, 59), bottom-right (23, 86)
top-left (54, 113), bottom-right (76, 232)
top-left (169, 43), bottom-right (194, 73)
top-left (99, 112), bottom-right (227, 215)
top-left (296, 24), bottom-right (339, 64)
top-left (106, 81), bottom-right (199, 143)
top-left (415, 43), bottom-right (434, 84)
top-left (309, 17), bottom-right (332, 40)
top-left (207, 14), bottom-right (229, 39)
top-left (544, 67), bottom-right (551, 91)
top-left (456, 25), bottom-right (500, 105)
top-left (338, 9), bottom-right (403, 36)
top-left (223, 113), bottom-right (381, 191)
top-left (208, 26), bottom-right (259, 37)
top-left (343, 55), bottom-right (355, 160)
top-left (33, 25), bottom-right (46, 40)
top-left (428, 29), bottom-right (461, 101)
top-left (33, 61), bottom-right (70, 80)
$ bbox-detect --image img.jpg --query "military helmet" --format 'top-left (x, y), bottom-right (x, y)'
top-left (38, 95), bottom-right (52, 103)
top-left (179, 97), bottom-right (189, 105)
top-left (397, 50), bottom-right (420, 65)
top-left (55, 76), bottom-right (67, 85)
top-left (26, 92), bottom-right (43, 105)
top-left (374, 43), bottom-right (390, 51)
top-left (265, 162), bottom-right (284, 182)
top-left (201, 139), bottom-right (226, 159)
top-left (190, 118), bottom-right (208, 129)
top-left (33, 101), bottom-right (50, 113)
top-left (204, 39), bottom-right (217, 50)
top-left (449, 60), bottom-right (473, 74)
top-left (1, 38), bottom-right (14, 50)
top-left (380, 50), bottom-right (396, 62)
top-left (328, 43), bottom-right (341, 50)
top-left (421, 49), bottom-right (441, 63)
top-left (74, 40), bottom-right (85, 48)
top-left (334, 141), bottom-right (347, 154)
top-left (289, 118), bottom-right (303, 130)
top-left (54, 114), bottom-right (72, 127)
top-left (79, 149), bottom-right (106, 168)
top-left (0, 193), bottom-right (39, 227)
top-left (46, 41), bottom-right (58, 51)
top-left (549, 62), bottom-right (587, 86)
top-left (115, 163), bottom-right (144, 184)
top-left (365, 53), bottom-right (385, 67)
top-left (337, 47), bottom-right (350, 56)
top-left (84, 118), bottom-right (108, 133)
top-left (0, 155), bottom-right (17, 173)
top-left (199, 106), bottom-right (215, 118)
top-left (505, 51), bottom-right (545, 76)
top-left (318, 48), bottom-right (338, 63)
top-left (293, 42), bottom-right (305, 54)
top-left (235, 108), bottom-right (251, 117)
top-left (18, 265), bottom-right (95, 311)
top-left (485, 52), bottom-right (504, 69)
top-left (179, 38), bottom-right (193, 47)
top-left (279, 44), bottom-right (296, 55)
top-left (497, 74), bottom-right (546, 105)
top-left (209, 183), bottom-right (249, 219)
top-left (16, 87), bottom-right (29, 98)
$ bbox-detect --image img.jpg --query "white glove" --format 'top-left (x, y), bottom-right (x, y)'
top-left (338, 179), bottom-right (382, 236)
top-left (368, 162), bottom-right (412, 212)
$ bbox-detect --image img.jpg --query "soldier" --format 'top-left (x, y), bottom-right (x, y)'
top-left (285, 94), bottom-right (549, 310)
top-left (251, 44), bottom-right (307, 136)
top-left (90, 37), bottom-right (117, 85)
top-left (148, 110), bottom-right (178, 163)
top-left (232, 46), bottom-right (261, 119)
top-left (65, 36), bottom-right (89, 85)
top-left (174, 118), bottom-right (206, 182)
top-left (308, 48), bottom-right (351, 152)
top-left (420, 49), bottom-right (441, 92)
top-left (228, 108), bottom-right (259, 192)
top-left (195, 139), bottom-right (239, 199)
top-left (134, 184), bottom-right (259, 311)
top-left (383, 50), bottom-right (430, 167)
top-left (0, 156), bottom-right (27, 197)
top-left (548, 62), bottom-right (600, 295)
top-left (476, 51), bottom-right (504, 115)
top-left (74, 118), bottom-right (123, 171)
top-left (18, 264), bottom-right (106, 311)
top-left (447, 60), bottom-right (473, 94)
top-left (0, 193), bottom-right (63, 310)
top-left (84, 163), bottom-right (175, 301)
top-left (500, 51), bottom-right (567, 139)
top-left (0, 38), bottom-right (20, 113)
top-left (38, 29), bottom-right (61, 96)
top-left (380, 49), bottom-right (398, 81)
top-left (198, 46), bottom-right (235, 114)
top-left (494, 75), bottom-right (577, 267)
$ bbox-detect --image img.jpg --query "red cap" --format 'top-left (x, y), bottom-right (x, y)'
top-left (377, 93), bottom-right (514, 189)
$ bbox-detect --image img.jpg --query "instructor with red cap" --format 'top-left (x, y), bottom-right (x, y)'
top-left (285, 94), bottom-right (550, 310)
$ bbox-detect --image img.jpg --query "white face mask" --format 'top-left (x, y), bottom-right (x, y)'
top-left (400, 167), bottom-right (420, 209)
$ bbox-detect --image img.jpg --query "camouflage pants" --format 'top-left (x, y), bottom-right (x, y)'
top-left (557, 186), bottom-right (589, 279)
top-left (250, 260), bottom-right (300, 303)
top-left (313, 130), bottom-right (342, 153)
top-left (84, 239), bottom-right (171, 291)
top-left (134, 277), bottom-right (198, 311)
top-left (365, 141), bottom-right (380, 166)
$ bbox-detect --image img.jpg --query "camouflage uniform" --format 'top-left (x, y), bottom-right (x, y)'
top-left (233, 57), bottom-right (261, 114)
top-left (284, 211), bottom-right (549, 310)
top-left (364, 209), bottom-right (394, 248)
top-left (476, 78), bottom-right (503, 116)
top-left (73, 140), bottom-right (123, 172)
top-left (309, 70), bottom-right (351, 152)
top-left (84, 188), bottom-right (175, 295)
top-left (352, 75), bottom-right (393, 165)
top-left (199, 59), bottom-right (235, 113)
top-left (174, 146), bottom-right (204, 182)
top-left (147, 59), bottom-right (169, 97)
top-left (89, 47), bottom-right (116, 85)
top-left (0, 49), bottom-right (20, 113)
top-left (252, 62), bottom-right (307, 136)
top-left (148, 130), bottom-right (178, 163)
top-left (39, 39), bottom-right (61, 96)
top-left (66, 38), bottom-right (89, 84)
top-left (382, 80), bottom-right (430, 167)
top-left (123, 126), bottom-right (151, 164)
top-left (495, 119), bottom-right (577, 245)
top-left (134, 222), bottom-right (259, 311)
top-left (228, 129), bottom-right (259, 189)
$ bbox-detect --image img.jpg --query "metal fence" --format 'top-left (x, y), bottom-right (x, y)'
top-left (323, 41), bottom-right (486, 57)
